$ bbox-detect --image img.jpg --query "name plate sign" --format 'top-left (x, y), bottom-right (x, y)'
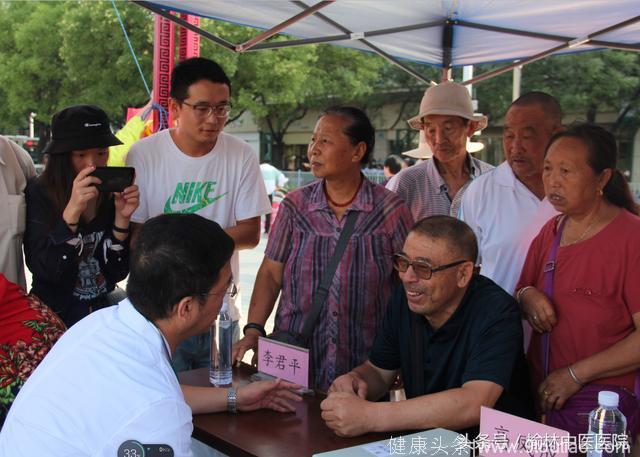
top-left (257, 336), bottom-right (309, 388)
top-left (480, 406), bottom-right (569, 457)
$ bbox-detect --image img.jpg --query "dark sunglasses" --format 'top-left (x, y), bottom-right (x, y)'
top-left (393, 253), bottom-right (468, 280)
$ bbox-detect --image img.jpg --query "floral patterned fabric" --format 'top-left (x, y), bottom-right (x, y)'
top-left (0, 274), bottom-right (65, 428)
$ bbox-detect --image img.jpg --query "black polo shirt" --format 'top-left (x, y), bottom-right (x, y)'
top-left (369, 275), bottom-right (534, 431)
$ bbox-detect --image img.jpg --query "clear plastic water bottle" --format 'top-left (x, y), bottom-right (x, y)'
top-left (209, 311), bottom-right (232, 387)
top-left (586, 391), bottom-right (628, 457)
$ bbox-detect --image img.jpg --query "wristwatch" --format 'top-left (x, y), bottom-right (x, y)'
top-left (227, 387), bottom-right (238, 414)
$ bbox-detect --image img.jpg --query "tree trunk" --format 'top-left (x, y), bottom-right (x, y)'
top-left (271, 135), bottom-right (286, 169)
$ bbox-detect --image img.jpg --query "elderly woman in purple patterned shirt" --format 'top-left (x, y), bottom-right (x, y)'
top-left (233, 106), bottom-right (413, 391)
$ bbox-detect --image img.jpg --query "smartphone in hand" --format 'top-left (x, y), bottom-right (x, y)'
top-left (89, 166), bottom-right (135, 192)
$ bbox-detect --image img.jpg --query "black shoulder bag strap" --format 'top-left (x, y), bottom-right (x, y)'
top-left (299, 210), bottom-right (359, 343)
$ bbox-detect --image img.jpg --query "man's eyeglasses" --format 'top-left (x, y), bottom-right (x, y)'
top-left (392, 253), bottom-right (468, 280)
top-left (199, 282), bottom-right (238, 300)
top-left (181, 101), bottom-right (232, 118)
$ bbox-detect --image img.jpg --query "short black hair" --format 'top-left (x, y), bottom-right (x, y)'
top-left (320, 106), bottom-right (375, 163)
top-left (170, 57), bottom-right (231, 100)
top-left (410, 216), bottom-right (478, 263)
top-left (127, 214), bottom-right (234, 321)
top-left (510, 91), bottom-right (562, 126)
top-left (384, 154), bottom-right (404, 175)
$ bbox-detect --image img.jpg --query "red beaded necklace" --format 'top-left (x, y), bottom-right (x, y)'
top-left (323, 174), bottom-right (364, 208)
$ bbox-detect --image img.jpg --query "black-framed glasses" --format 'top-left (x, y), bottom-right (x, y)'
top-left (181, 101), bottom-right (232, 118)
top-left (392, 253), bottom-right (468, 280)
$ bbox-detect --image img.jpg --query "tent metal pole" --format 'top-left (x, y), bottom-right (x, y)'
top-left (363, 42), bottom-right (436, 85)
top-left (441, 22), bottom-right (453, 82)
top-left (137, 0), bottom-right (434, 84)
top-left (462, 43), bottom-right (575, 86)
top-left (354, 21), bottom-right (443, 39)
top-left (134, 1), bottom-right (236, 52)
top-left (250, 20), bottom-right (443, 50)
top-left (592, 42), bottom-right (640, 52)
top-left (135, 1), bottom-right (640, 84)
top-left (454, 19), bottom-right (640, 52)
top-left (250, 33), bottom-right (354, 49)
top-left (585, 14), bottom-right (640, 38)
top-left (512, 65), bottom-right (522, 101)
top-left (236, 1), bottom-right (335, 52)
top-left (291, 0), bottom-right (435, 85)
top-left (455, 20), bottom-right (569, 42)
top-left (462, 14), bottom-right (640, 86)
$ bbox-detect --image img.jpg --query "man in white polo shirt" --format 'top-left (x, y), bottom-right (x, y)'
top-left (0, 214), bottom-right (300, 457)
top-left (460, 92), bottom-right (563, 294)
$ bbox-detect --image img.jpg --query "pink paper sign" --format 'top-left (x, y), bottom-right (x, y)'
top-left (480, 406), bottom-right (569, 457)
top-left (257, 336), bottom-right (309, 388)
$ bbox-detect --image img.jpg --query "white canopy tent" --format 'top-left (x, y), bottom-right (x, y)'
top-left (135, 0), bottom-right (640, 84)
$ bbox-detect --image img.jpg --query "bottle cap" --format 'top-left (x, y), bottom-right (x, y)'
top-left (598, 391), bottom-right (619, 408)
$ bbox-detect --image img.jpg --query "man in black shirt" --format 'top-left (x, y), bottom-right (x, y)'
top-left (321, 216), bottom-right (533, 437)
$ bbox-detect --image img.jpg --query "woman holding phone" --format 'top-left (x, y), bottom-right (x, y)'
top-left (24, 105), bottom-right (139, 327)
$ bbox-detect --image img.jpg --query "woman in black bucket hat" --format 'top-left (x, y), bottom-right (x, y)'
top-left (23, 105), bottom-right (139, 327)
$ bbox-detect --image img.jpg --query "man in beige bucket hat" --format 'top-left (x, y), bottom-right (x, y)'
top-left (387, 81), bottom-right (493, 220)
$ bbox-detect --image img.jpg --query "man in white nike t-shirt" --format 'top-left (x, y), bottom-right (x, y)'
top-left (127, 57), bottom-right (270, 371)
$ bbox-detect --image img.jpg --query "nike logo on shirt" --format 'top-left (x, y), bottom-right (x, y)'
top-left (163, 181), bottom-right (228, 214)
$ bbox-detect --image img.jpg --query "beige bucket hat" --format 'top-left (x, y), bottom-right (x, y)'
top-left (401, 130), bottom-right (485, 160)
top-left (407, 81), bottom-right (488, 131)
top-left (401, 131), bottom-right (431, 159)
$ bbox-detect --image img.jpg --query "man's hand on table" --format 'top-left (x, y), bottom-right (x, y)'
top-left (327, 372), bottom-right (368, 398)
top-left (238, 378), bottom-right (302, 413)
top-left (320, 392), bottom-right (380, 437)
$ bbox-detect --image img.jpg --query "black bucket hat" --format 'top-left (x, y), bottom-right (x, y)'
top-left (43, 104), bottom-right (123, 155)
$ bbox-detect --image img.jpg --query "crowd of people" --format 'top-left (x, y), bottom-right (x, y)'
top-left (0, 56), bottom-right (638, 456)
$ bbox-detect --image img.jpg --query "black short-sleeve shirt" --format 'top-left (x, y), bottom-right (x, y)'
top-left (369, 275), bottom-right (534, 429)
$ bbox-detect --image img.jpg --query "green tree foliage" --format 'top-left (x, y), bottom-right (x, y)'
top-left (0, 1), bottom-right (152, 133)
top-left (248, 44), bottom-right (386, 168)
top-left (363, 61), bottom-right (440, 154)
top-left (0, 2), bottom-right (385, 168)
top-left (197, 19), bottom-right (386, 167)
top-left (60, 1), bottom-right (153, 116)
top-left (0, 1), bottom-right (67, 130)
top-left (476, 50), bottom-right (640, 125)
top-left (0, 0), bottom-right (638, 168)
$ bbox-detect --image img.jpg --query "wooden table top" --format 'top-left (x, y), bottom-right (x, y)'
top-left (179, 364), bottom-right (391, 457)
